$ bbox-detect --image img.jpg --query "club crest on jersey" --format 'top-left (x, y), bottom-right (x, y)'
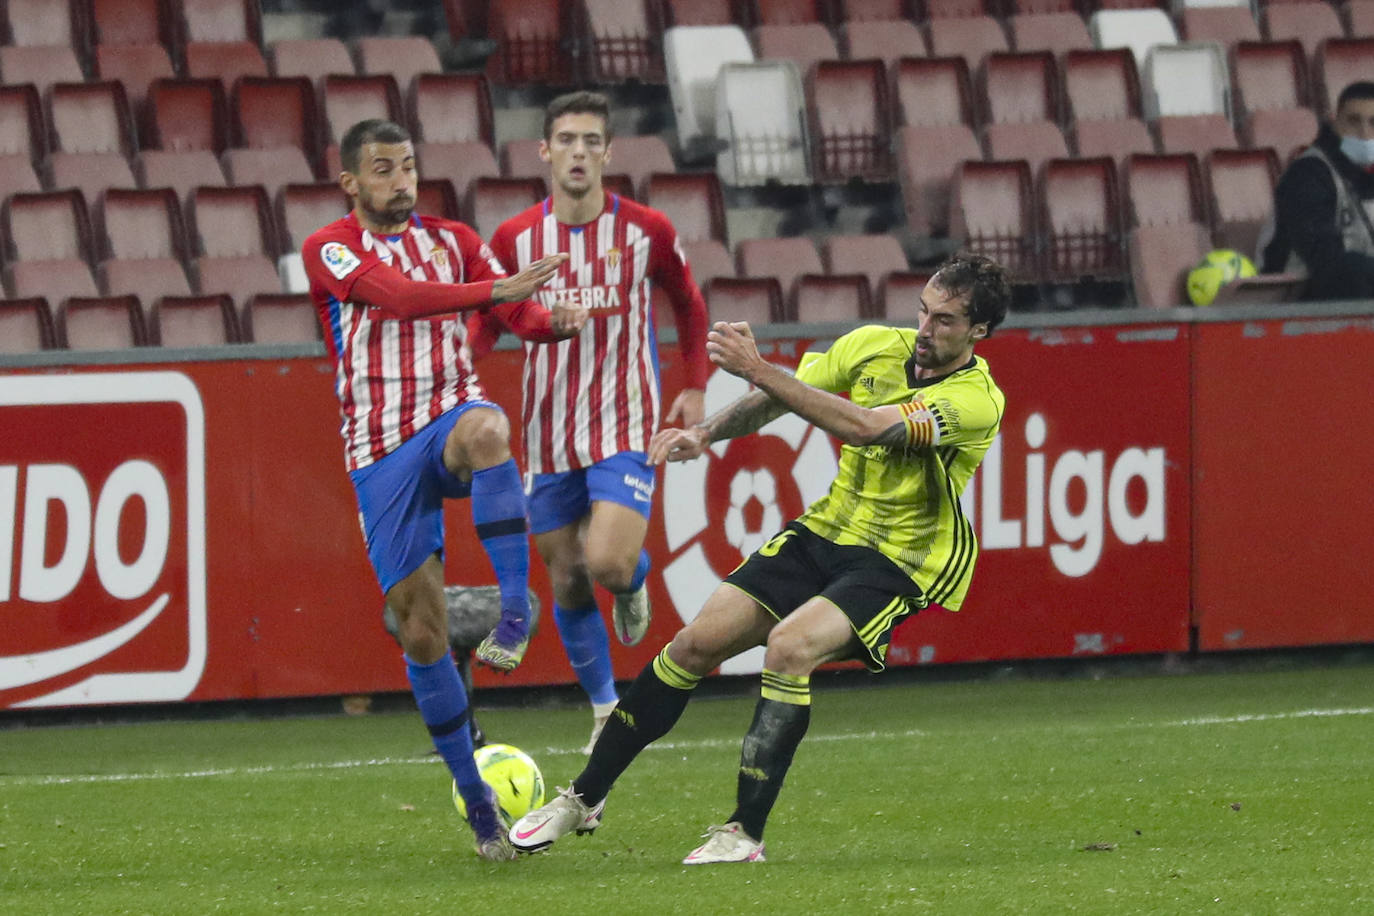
top-left (429, 246), bottom-right (449, 270)
top-left (321, 241), bottom-right (362, 280)
top-left (606, 247), bottom-right (621, 270)
top-left (537, 285), bottom-right (626, 315)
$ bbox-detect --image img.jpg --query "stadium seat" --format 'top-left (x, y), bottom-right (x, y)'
top-left (715, 62), bottom-right (810, 185)
top-left (927, 17), bottom-right (1009, 73)
top-left (278, 182), bottom-right (348, 252)
top-left (1179, 6), bottom-right (1260, 49)
top-left (0, 154), bottom-right (41, 202)
top-left (1088, 8), bottom-right (1179, 68)
top-left (822, 233), bottom-right (909, 295)
top-left (754, 23), bottom-right (841, 73)
top-left (416, 141), bottom-right (500, 200)
top-left (487, 0), bottom-right (576, 85)
top-left (680, 238), bottom-right (735, 285)
top-left (736, 236), bottom-right (823, 306)
top-left (175, 0), bottom-right (262, 45)
top-left (1073, 117), bottom-right (1157, 162)
top-left (842, 20), bottom-right (927, 65)
top-left (232, 77), bottom-right (322, 173)
top-left (410, 73), bottom-right (494, 147)
top-left (184, 41), bottom-right (270, 95)
top-left (927, 0), bottom-right (989, 18)
top-left (3, 0), bottom-right (81, 49)
top-left (136, 149), bottom-right (227, 202)
top-left (1143, 42), bottom-right (1230, 120)
top-left (99, 179), bottom-right (185, 260)
top-left (603, 136), bottom-right (676, 193)
top-left (835, 0), bottom-right (907, 19)
top-left (1040, 156), bottom-right (1126, 282)
top-left (0, 46), bottom-right (84, 97)
top-left (984, 121), bottom-right (1070, 176)
top-left (1348, 0), bottom-right (1374, 36)
top-left (150, 294), bottom-right (240, 346)
top-left (1263, 2), bottom-right (1345, 59)
top-left (466, 176), bottom-right (546, 241)
top-left (500, 138), bottom-right (546, 180)
top-left (1129, 221), bottom-right (1211, 307)
top-left (355, 36), bottom-right (444, 98)
top-left (1230, 40), bottom-right (1310, 117)
top-left (1243, 107), bottom-right (1318, 159)
top-left (1315, 38), bottom-right (1374, 117)
top-left (795, 274), bottom-right (873, 322)
top-left (47, 153), bottom-right (138, 205)
top-left (0, 297), bottom-right (58, 351)
top-left (89, 0), bottom-right (168, 47)
top-left (100, 257), bottom-right (195, 309)
top-left (241, 292), bottom-right (320, 343)
top-left (145, 79), bottom-right (228, 154)
top-left (321, 74), bottom-right (403, 147)
top-left (415, 179), bottom-right (461, 221)
top-left (644, 172), bottom-right (728, 243)
top-left (754, 0), bottom-right (825, 23)
top-left (1062, 48), bottom-right (1142, 123)
top-left (4, 189), bottom-right (92, 264)
top-left (704, 276), bottom-right (786, 325)
top-left (94, 45), bottom-right (176, 115)
top-left (897, 122), bottom-right (982, 236)
top-left (664, 26), bottom-right (756, 158)
top-left (270, 38), bottom-right (355, 85)
top-left (582, 0), bottom-right (664, 83)
top-left (1205, 146), bottom-right (1279, 256)
top-left (193, 254), bottom-right (284, 314)
top-left (221, 147), bottom-right (315, 199)
top-left (893, 56), bottom-right (974, 127)
top-left (662, 0), bottom-right (740, 26)
top-left (0, 84), bottom-right (44, 166)
top-left (949, 159), bottom-right (1037, 281)
top-left (808, 59), bottom-right (891, 182)
top-left (981, 52), bottom-right (1060, 125)
top-left (1124, 152), bottom-right (1207, 227)
top-left (188, 184), bottom-right (276, 258)
top-left (1008, 12), bottom-right (1094, 56)
top-left (878, 270), bottom-right (934, 319)
top-left (56, 295), bottom-right (146, 349)
top-left (49, 82), bottom-right (135, 157)
top-left (7, 258), bottom-right (98, 307)
top-left (1156, 114), bottom-right (1239, 157)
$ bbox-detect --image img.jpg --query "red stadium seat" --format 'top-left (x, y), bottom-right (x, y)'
top-left (823, 234), bottom-right (909, 295)
top-left (355, 36), bottom-right (445, 97)
top-left (47, 153), bottom-right (137, 205)
top-left (1073, 117), bottom-right (1156, 163)
top-left (321, 74), bottom-right (403, 147)
top-left (150, 294), bottom-right (240, 346)
top-left (980, 51), bottom-right (1060, 125)
top-left (1348, 0), bottom-right (1374, 36)
top-left (98, 187), bottom-right (188, 263)
top-left (893, 56), bottom-right (973, 127)
top-left (3, 0), bottom-right (81, 49)
top-left (278, 182), bottom-right (348, 253)
top-left (415, 178), bottom-right (461, 221)
top-left (416, 141), bottom-right (500, 200)
top-left (1063, 48), bottom-right (1141, 123)
top-left (1124, 152), bottom-right (1206, 227)
top-left (232, 77), bottom-right (321, 172)
top-left (1180, 6), bottom-right (1261, 49)
top-left (735, 236), bottom-right (823, 306)
top-left (89, 0), bottom-right (168, 47)
top-left (1263, 2), bottom-right (1345, 59)
top-left (704, 276), bottom-right (785, 325)
top-left (841, 20), bottom-right (927, 65)
top-left (270, 38), bottom-right (355, 85)
top-left (0, 296), bottom-right (58, 350)
top-left (1129, 221), bottom-right (1211, 308)
top-left (836, 0), bottom-right (907, 20)
top-left (605, 135), bottom-right (676, 194)
top-left (145, 78), bottom-right (228, 154)
top-left (680, 239), bottom-right (735, 285)
top-left (644, 172), bottom-right (728, 243)
top-left (1205, 146), bottom-right (1280, 256)
top-left (795, 273), bottom-right (872, 322)
top-left (1156, 114), bottom-right (1239, 158)
top-left (466, 176), bottom-right (546, 241)
top-left (927, 16), bottom-right (1008, 73)
top-left (221, 147), bottom-right (315, 199)
top-left (949, 159), bottom-right (1037, 281)
top-left (488, 0), bottom-right (576, 86)
top-left (0, 153), bottom-right (41, 202)
top-left (1007, 13), bottom-right (1093, 56)
top-left (1040, 156), bottom-right (1126, 282)
top-left (878, 270), bottom-right (934, 319)
top-left (0, 84), bottom-right (44, 166)
top-left (0, 45), bottom-right (84, 96)
top-left (582, 0), bottom-right (664, 83)
top-left (1316, 38), bottom-right (1374, 117)
top-left (1243, 107), bottom-right (1318, 159)
top-left (411, 73), bottom-right (494, 146)
top-left (136, 149), bottom-right (227, 203)
top-left (100, 257), bottom-right (194, 308)
top-left (896, 122), bottom-right (982, 236)
top-left (927, 0), bottom-right (988, 18)
top-left (188, 184), bottom-right (276, 258)
top-left (4, 189), bottom-right (92, 264)
top-left (56, 294), bottom-right (146, 349)
top-left (193, 253), bottom-right (283, 314)
top-left (984, 120), bottom-right (1069, 177)
top-left (95, 45), bottom-right (177, 115)
top-left (175, 0), bottom-right (261, 43)
top-left (241, 292), bottom-right (320, 343)
top-left (7, 258), bottom-right (98, 306)
top-left (184, 41), bottom-right (270, 95)
top-left (500, 138), bottom-right (546, 180)
top-left (754, 0), bottom-right (824, 24)
top-left (662, 0), bottom-right (740, 26)
top-left (1231, 40), bottom-right (1310, 117)
top-left (808, 59), bottom-right (892, 182)
top-left (753, 23), bottom-right (841, 73)
top-left (49, 82), bottom-right (135, 157)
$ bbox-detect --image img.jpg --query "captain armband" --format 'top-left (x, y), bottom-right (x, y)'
top-left (896, 399), bottom-right (940, 449)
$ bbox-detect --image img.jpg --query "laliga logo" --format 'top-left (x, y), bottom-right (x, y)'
top-left (964, 412), bottom-right (1167, 577)
top-left (0, 373), bottom-right (206, 708)
top-left (659, 363), bottom-right (838, 674)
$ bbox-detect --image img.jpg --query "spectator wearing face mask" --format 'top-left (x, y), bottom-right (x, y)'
top-left (1261, 80), bottom-right (1374, 301)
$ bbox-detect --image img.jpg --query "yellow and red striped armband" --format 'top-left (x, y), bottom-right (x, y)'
top-left (898, 398), bottom-right (940, 449)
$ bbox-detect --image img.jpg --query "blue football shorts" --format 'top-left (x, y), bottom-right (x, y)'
top-left (526, 450), bottom-right (657, 535)
top-left (348, 400), bottom-right (503, 594)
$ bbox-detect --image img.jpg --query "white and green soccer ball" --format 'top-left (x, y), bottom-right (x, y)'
top-left (452, 743), bottom-right (546, 826)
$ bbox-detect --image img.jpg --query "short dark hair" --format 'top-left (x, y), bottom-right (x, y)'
top-left (1336, 81), bottom-right (1374, 113)
top-left (932, 253), bottom-right (1011, 336)
top-left (340, 119), bottom-right (411, 174)
top-left (543, 91), bottom-right (613, 141)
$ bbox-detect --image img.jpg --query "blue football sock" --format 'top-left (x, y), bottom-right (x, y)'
top-left (470, 459), bottom-right (530, 635)
top-left (405, 653), bottom-right (486, 812)
top-left (625, 548), bottom-right (650, 593)
top-left (554, 601), bottom-right (618, 707)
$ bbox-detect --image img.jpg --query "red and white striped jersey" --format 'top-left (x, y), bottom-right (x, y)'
top-left (303, 212), bottom-right (507, 471)
top-left (487, 192), bottom-right (710, 474)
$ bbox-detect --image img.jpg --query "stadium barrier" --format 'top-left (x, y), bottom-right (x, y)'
top-left (2, 301), bottom-right (1371, 708)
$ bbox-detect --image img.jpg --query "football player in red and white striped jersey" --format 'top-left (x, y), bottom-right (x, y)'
top-left (304, 119), bottom-right (578, 860)
top-left (468, 92), bottom-right (711, 752)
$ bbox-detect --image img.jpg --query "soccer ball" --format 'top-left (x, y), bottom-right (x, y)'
top-left (1186, 249), bottom-right (1257, 306)
top-left (452, 743), bottom-right (545, 826)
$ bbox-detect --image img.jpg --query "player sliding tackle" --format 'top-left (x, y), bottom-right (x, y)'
top-left (508, 254), bottom-right (1011, 864)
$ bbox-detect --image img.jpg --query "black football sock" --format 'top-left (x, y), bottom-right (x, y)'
top-left (729, 670), bottom-right (812, 842)
top-left (573, 645), bottom-right (700, 804)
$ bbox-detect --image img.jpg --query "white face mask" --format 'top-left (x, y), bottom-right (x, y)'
top-left (1340, 135), bottom-right (1374, 168)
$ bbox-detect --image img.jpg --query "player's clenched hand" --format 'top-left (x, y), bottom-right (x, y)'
top-left (706, 320), bottom-right (765, 381)
top-left (648, 425), bottom-right (709, 464)
top-left (549, 301), bottom-right (588, 337)
top-left (493, 253), bottom-right (569, 303)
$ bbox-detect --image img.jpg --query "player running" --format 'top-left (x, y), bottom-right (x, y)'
top-left (508, 255), bottom-right (1011, 863)
top-left (467, 91), bottom-right (710, 753)
top-left (303, 118), bottom-right (582, 861)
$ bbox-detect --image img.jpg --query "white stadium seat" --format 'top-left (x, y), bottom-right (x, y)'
top-left (1144, 42), bottom-right (1230, 119)
top-left (714, 61), bottom-right (810, 186)
top-left (1089, 8), bottom-right (1179, 69)
top-left (663, 25), bottom-right (754, 159)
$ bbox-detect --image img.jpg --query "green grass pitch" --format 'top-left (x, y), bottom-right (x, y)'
top-left (4, 664), bottom-right (1374, 915)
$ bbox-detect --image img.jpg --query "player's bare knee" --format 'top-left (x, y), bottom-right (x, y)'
top-left (446, 410), bottom-right (511, 473)
top-left (666, 629), bottom-right (723, 677)
top-left (586, 552), bottom-right (636, 594)
top-left (763, 629), bottom-right (817, 676)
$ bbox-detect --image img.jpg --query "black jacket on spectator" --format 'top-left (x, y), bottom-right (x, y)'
top-left (1262, 122), bottom-right (1374, 301)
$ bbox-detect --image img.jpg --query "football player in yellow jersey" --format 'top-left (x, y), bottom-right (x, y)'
top-left (508, 254), bottom-right (1011, 864)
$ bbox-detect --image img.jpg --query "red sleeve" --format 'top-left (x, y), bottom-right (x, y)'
top-left (302, 227), bottom-right (384, 303)
top-left (649, 214), bottom-right (710, 390)
top-left (463, 218), bottom-right (562, 360)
